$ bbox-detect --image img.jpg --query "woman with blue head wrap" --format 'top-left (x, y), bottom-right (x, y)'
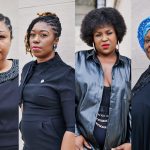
top-left (132, 17), bottom-right (150, 150)
top-left (137, 17), bottom-right (150, 57)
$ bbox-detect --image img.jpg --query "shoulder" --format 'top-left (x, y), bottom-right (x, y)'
top-left (21, 61), bottom-right (35, 75)
top-left (75, 49), bottom-right (93, 57)
top-left (120, 55), bottom-right (131, 65)
top-left (75, 49), bottom-right (94, 62)
top-left (12, 59), bottom-right (19, 71)
top-left (59, 60), bottom-right (75, 75)
top-left (22, 61), bottom-right (34, 70)
top-left (12, 59), bottom-right (19, 66)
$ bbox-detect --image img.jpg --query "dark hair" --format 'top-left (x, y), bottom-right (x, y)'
top-left (0, 13), bottom-right (13, 39)
top-left (80, 7), bottom-right (126, 47)
top-left (25, 12), bottom-right (62, 53)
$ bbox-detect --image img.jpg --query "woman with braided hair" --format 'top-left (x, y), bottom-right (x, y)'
top-left (0, 13), bottom-right (19, 150)
top-left (19, 12), bottom-right (75, 150)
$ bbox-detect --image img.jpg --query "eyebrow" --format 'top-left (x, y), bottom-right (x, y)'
top-left (31, 30), bottom-right (49, 33)
top-left (95, 29), bottom-right (113, 33)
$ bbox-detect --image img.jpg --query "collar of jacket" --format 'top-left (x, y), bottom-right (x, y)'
top-left (85, 49), bottom-right (127, 66)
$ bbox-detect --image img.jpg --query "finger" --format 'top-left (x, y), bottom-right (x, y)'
top-left (75, 147), bottom-right (79, 150)
top-left (76, 144), bottom-right (84, 150)
top-left (75, 145), bottom-right (80, 150)
top-left (79, 146), bottom-right (84, 150)
top-left (111, 146), bottom-right (123, 150)
top-left (76, 144), bottom-right (83, 150)
top-left (83, 140), bottom-right (91, 149)
top-left (114, 145), bottom-right (124, 150)
top-left (117, 145), bottom-right (124, 149)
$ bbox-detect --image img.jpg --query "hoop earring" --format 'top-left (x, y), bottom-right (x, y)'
top-left (116, 41), bottom-right (120, 51)
top-left (53, 44), bottom-right (57, 50)
top-left (93, 42), bottom-right (96, 51)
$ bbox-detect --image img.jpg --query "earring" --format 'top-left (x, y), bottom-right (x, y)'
top-left (53, 44), bottom-right (57, 50)
top-left (116, 41), bottom-right (120, 51)
top-left (93, 42), bottom-right (96, 51)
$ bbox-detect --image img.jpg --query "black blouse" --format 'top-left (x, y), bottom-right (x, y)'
top-left (21, 53), bottom-right (75, 132)
top-left (0, 59), bottom-right (19, 147)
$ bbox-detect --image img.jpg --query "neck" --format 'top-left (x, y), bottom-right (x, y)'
top-left (97, 51), bottom-right (117, 64)
top-left (37, 51), bottom-right (55, 63)
top-left (0, 59), bottom-right (12, 73)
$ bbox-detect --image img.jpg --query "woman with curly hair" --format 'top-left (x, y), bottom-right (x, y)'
top-left (19, 12), bottom-right (75, 150)
top-left (132, 17), bottom-right (150, 150)
top-left (75, 7), bottom-right (131, 150)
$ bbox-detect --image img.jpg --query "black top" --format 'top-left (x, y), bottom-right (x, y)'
top-left (93, 86), bottom-right (111, 149)
top-left (132, 65), bottom-right (150, 150)
top-left (21, 53), bottom-right (75, 132)
top-left (0, 59), bottom-right (19, 147)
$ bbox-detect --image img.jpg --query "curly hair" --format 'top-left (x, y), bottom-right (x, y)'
top-left (80, 7), bottom-right (127, 47)
top-left (0, 13), bottom-right (13, 39)
top-left (25, 12), bottom-right (62, 53)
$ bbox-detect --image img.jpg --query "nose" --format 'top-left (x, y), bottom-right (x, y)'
top-left (101, 35), bottom-right (108, 41)
top-left (145, 39), bottom-right (150, 50)
top-left (32, 35), bottom-right (40, 43)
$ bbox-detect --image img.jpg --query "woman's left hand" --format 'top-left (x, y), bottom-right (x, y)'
top-left (111, 143), bottom-right (131, 150)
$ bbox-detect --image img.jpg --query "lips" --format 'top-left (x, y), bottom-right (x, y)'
top-left (101, 44), bottom-right (110, 49)
top-left (31, 46), bottom-right (42, 51)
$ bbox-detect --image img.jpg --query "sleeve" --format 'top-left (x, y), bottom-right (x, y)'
top-left (19, 62), bottom-right (34, 106)
top-left (75, 52), bottom-right (82, 136)
top-left (75, 75), bottom-right (82, 136)
top-left (126, 66), bottom-right (131, 143)
top-left (58, 67), bottom-right (75, 133)
top-left (19, 65), bottom-right (27, 106)
top-left (126, 103), bottom-right (131, 143)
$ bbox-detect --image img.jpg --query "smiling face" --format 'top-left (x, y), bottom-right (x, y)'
top-left (0, 21), bottom-right (11, 61)
top-left (93, 25), bottom-right (117, 56)
top-left (29, 21), bottom-right (59, 62)
top-left (144, 30), bottom-right (150, 60)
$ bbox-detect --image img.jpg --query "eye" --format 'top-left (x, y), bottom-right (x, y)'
top-left (40, 34), bottom-right (48, 38)
top-left (144, 39), bottom-right (150, 44)
top-left (107, 31), bottom-right (113, 35)
top-left (0, 35), bottom-right (6, 39)
top-left (30, 33), bottom-right (36, 38)
top-left (94, 33), bottom-right (102, 37)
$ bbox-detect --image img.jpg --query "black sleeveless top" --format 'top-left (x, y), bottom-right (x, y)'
top-left (93, 86), bottom-right (111, 149)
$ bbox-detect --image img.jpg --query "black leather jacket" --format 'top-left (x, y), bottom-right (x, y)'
top-left (75, 49), bottom-right (131, 150)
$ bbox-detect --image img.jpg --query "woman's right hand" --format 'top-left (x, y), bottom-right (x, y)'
top-left (75, 135), bottom-right (91, 150)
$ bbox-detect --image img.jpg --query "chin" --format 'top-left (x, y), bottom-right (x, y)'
top-left (146, 50), bottom-right (150, 60)
top-left (32, 53), bottom-right (41, 58)
top-left (147, 55), bottom-right (150, 60)
top-left (102, 51), bottom-right (113, 55)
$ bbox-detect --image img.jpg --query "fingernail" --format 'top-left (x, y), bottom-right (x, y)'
top-left (86, 145), bottom-right (91, 149)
